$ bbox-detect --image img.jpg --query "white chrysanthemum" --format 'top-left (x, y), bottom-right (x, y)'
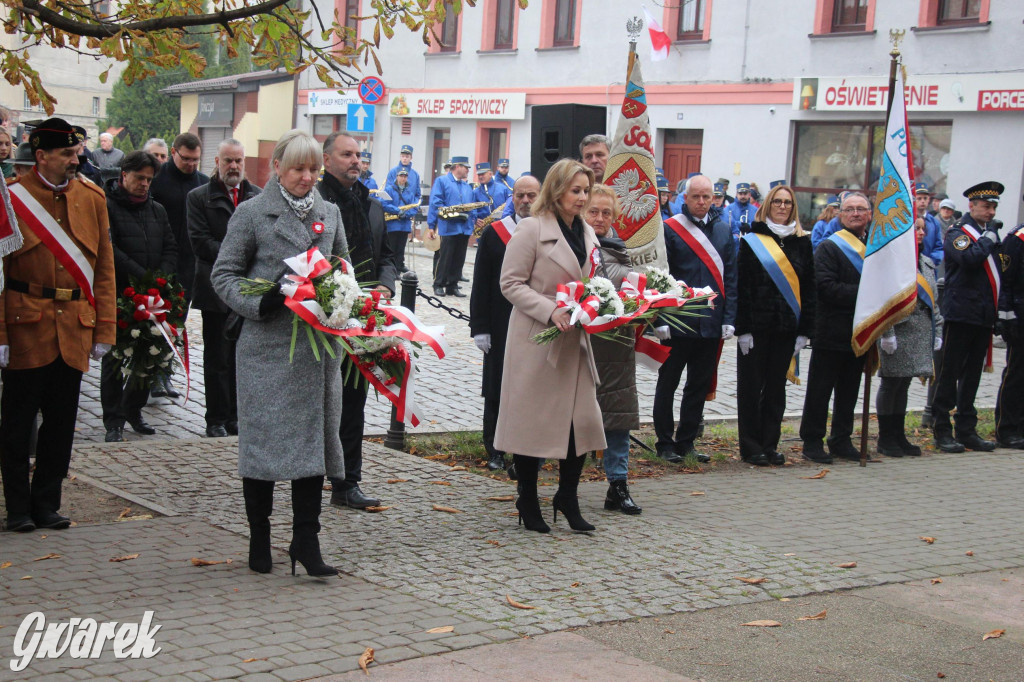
top-left (124, 348), bottom-right (134, 358)
top-left (350, 335), bottom-right (400, 356)
top-left (326, 271), bottom-right (363, 321)
top-left (644, 267), bottom-right (683, 297)
top-left (130, 329), bottom-right (141, 339)
top-left (149, 345), bottom-right (161, 356)
top-left (159, 361), bottom-right (169, 368)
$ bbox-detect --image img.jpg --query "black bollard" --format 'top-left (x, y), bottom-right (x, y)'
top-left (383, 270), bottom-right (420, 450)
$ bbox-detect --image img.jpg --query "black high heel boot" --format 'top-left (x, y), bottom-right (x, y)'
top-left (553, 453), bottom-right (595, 532)
top-left (512, 455), bottom-right (549, 533)
top-left (288, 476), bottom-right (338, 577)
top-left (242, 478), bottom-right (274, 573)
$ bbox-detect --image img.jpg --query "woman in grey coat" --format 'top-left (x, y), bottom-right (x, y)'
top-left (875, 220), bottom-right (943, 457)
top-left (212, 130), bottom-right (348, 577)
top-left (584, 185), bottom-right (642, 516)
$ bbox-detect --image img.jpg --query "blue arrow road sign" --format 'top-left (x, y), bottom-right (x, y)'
top-left (346, 103), bottom-right (375, 134)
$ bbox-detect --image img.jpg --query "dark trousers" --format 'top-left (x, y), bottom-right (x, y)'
top-left (876, 376), bottom-right (913, 416)
top-left (1, 359), bottom-right (83, 518)
top-left (483, 396), bottom-right (502, 458)
top-left (932, 321), bottom-right (990, 438)
top-left (329, 378), bottom-right (368, 492)
top-left (737, 332), bottom-right (796, 460)
top-left (434, 233), bottom-right (469, 290)
top-left (201, 311), bottom-right (237, 427)
top-left (100, 351), bottom-right (150, 429)
top-left (388, 231), bottom-right (409, 272)
top-left (799, 347), bottom-right (866, 446)
top-left (995, 333), bottom-right (1024, 440)
top-left (653, 336), bottom-right (720, 453)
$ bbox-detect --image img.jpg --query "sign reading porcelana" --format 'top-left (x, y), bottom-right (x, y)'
top-left (388, 92), bottom-right (526, 119)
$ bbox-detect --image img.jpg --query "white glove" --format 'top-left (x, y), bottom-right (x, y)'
top-left (91, 343), bottom-right (112, 360)
top-left (0, 345), bottom-right (8, 368)
top-left (738, 333), bottom-right (754, 356)
top-left (794, 335), bottom-right (809, 354)
top-left (653, 325), bottom-right (671, 341)
top-left (934, 336), bottom-right (943, 352)
top-left (473, 334), bottom-right (491, 354)
top-left (880, 336), bottom-right (898, 355)
top-left (721, 324), bottom-right (735, 341)
top-left (981, 229), bottom-right (1000, 244)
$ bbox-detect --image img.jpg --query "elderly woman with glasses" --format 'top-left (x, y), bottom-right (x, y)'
top-left (734, 184), bottom-right (816, 466)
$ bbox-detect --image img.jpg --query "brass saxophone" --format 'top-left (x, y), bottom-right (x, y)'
top-left (473, 205), bottom-right (506, 236)
top-left (384, 203), bottom-right (421, 222)
top-left (438, 201), bottom-right (489, 220)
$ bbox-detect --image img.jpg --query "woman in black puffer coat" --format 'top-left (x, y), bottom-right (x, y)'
top-left (734, 185), bottom-right (816, 466)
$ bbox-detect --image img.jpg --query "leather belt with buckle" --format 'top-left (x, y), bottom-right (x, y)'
top-left (7, 278), bottom-right (82, 301)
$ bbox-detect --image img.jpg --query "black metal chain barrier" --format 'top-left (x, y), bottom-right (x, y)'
top-left (415, 287), bottom-right (472, 323)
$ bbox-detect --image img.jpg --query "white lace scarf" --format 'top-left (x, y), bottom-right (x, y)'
top-left (766, 219), bottom-right (796, 238)
top-left (278, 183), bottom-right (315, 221)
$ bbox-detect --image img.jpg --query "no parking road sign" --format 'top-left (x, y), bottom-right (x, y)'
top-left (358, 76), bottom-right (386, 105)
top-left (347, 103), bottom-right (375, 134)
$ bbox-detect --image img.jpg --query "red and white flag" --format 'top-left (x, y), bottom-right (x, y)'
top-left (642, 7), bottom-right (670, 62)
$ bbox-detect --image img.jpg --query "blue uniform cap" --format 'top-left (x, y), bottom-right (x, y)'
top-left (497, 158), bottom-right (510, 167)
top-left (736, 182), bottom-right (751, 192)
top-left (360, 151), bottom-right (371, 160)
top-left (769, 179), bottom-right (786, 189)
top-left (400, 144), bottom-right (413, 154)
top-left (396, 168), bottom-right (408, 176)
top-left (827, 194), bottom-right (840, 206)
top-left (962, 180), bottom-right (1004, 203)
top-left (687, 171), bottom-right (700, 178)
top-left (476, 162), bottom-right (491, 173)
top-left (655, 167), bottom-right (665, 175)
top-left (449, 156), bottom-right (470, 167)
top-left (656, 175), bottom-right (669, 192)
top-left (914, 181), bottom-right (931, 195)
top-left (713, 183), bottom-right (725, 196)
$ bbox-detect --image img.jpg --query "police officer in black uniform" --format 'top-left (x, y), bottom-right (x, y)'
top-left (932, 181), bottom-right (1004, 453)
top-left (995, 213), bottom-right (1024, 449)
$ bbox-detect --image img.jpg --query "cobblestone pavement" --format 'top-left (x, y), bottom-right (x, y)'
top-left (73, 241), bottom-right (1006, 443)
top-left (3, 435), bottom-right (1022, 678)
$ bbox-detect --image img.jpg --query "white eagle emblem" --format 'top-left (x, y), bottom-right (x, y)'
top-left (610, 168), bottom-right (658, 223)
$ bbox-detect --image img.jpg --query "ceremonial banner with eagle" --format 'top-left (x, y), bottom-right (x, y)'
top-left (852, 67), bottom-right (918, 356)
top-left (605, 59), bottom-right (666, 271)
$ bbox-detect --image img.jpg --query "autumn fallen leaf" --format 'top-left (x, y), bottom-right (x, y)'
top-left (486, 540), bottom-right (503, 547)
top-left (0, 561), bottom-right (12, 570)
top-left (110, 554), bottom-right (140, 563)
top-left (117, 507), bottom-right (132, 520)
top-left (33, 553), bottom-right (61, 562)
top-left (363, 506), bottom-right (392, 513)
top-left (484, 495), bottom-right (515, 501)
top-left (737, 577), bottom-right (767, 585)
top-left (20, 576), bottom-right (31, 580)
top-left (386, 478), bottom-right (408, 484)
top-left (836, 562), bottom-right (857, 568)
top-left (920, 536), bottom-right (936, 544)
top-left (664, 629), bottom-right (676, 634)
top-left (931, 578), bottom-right (943, 585)
top-left (800, 469), bottom-right (829, 479)
top-left (425, 625), bottom-right (454, 634)
top-left (450, 466), bottom-right (467, 471)
top-left (432, 504), bottom-right (462, 513)
top-left (741, 620), bottom-right (781, 627)
top-left (242, 657), bottom-right (268, 663)
top-left (966, 551), bottom-right (974, 556)
top-left (358, 647), bottom-right (374, 675)
top-left (506, 594), bottom-right (536, 610)
top-left (190, 557), bottom-right (230, 566)
top-left (690, 491), bottom-right (706, 496)
top-left (797, 610), bottom-right (827, 621)
top-left (425, 454), bottom-right (448, 461)
top-left (431, 481), bottom-right (452, 486)
top-left (570, 582), bottom-right (580, 588)
top-left (982, 629), bottom-right (1004, 640)
top-left (937, 673), bottom-right (946, 679)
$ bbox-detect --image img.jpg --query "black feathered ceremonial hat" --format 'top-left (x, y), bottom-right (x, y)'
top-left (963, 181), bottom-right (1004, 203)
top-left (29, 118), bottom-right (79, 151)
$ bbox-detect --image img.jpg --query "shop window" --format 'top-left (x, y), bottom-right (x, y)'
top-left (790, 121), bottom-right (951, 227)
top-left (539, 0), bottom-right (581, 49)
top-left (812, 0), bottom-right (875, 35)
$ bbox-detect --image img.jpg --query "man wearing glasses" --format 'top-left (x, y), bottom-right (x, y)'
top-left (800, 192), bottom-right (872, 463)
top-left (150, 133), bottom-right (209, 398)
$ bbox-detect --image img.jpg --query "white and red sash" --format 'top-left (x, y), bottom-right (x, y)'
top-left (960, 224), bottom-right (1001, 310)
top-left (8, 181), bottom-right (96, 306)
top-left (493, 215), bottom-right (517, 246)
top-left (665, 215), bottom-right (726, 296)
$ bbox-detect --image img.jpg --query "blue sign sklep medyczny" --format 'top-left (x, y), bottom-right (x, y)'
top-left (346, 103), bottom-right (375, 134)
top-left (358, 76), bottom-right (386, 105)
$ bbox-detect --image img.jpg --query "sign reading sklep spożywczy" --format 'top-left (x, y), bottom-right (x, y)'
top-left (9, 611), bottom-right (161, 672)
top-left (793, 74), bottom-right (1024, 112)
top-left (388, 92), bottom-right (526, 119)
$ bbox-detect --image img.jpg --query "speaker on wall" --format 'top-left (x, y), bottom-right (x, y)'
top-left (529, 103), bottom-right (607, 182)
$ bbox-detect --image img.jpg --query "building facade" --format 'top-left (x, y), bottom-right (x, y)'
top-left (296, 0), bottom-right (1024, 225)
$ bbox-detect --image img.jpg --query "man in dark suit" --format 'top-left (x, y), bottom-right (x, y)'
top-left (187, 139), bottom-right (261, 438)
top-left (318, 132), bottom-right (398, 510)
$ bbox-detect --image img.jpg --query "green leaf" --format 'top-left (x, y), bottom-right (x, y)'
top-left (305, 325), bottom-right (321, 362)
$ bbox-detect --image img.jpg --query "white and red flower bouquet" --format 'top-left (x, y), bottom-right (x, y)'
top-left (241, 248), bottom-right (447, 425)
top-left (111, 271), bottom-right (189, 391)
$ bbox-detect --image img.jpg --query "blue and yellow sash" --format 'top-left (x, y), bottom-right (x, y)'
top-left (743, 233), bottom-right (801, 323)
top-left (827, 230), bottom-right (865, 273)
top-left (916, 273), bottom-right (934, 310)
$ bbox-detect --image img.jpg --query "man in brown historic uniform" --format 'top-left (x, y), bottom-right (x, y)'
top-left (0, 117), bottom-right (116, 532)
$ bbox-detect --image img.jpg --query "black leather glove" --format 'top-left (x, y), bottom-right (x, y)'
top-left (993, 319), bottom-right (1004, 338)
top-left (1003, 320), bottom-right (1020, 344)
top-left (258, 284), bottom-right (285, 317)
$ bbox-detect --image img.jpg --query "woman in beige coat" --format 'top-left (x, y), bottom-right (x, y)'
top-left (495, 159), bottom-right (606, 533)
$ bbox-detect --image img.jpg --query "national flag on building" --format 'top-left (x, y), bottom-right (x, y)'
top-left (643, 7), bottom-right (670, 62)
top-left (852, 67), bottom-right (918, 355)
top-left (605, 58), bottom-right (667, 271)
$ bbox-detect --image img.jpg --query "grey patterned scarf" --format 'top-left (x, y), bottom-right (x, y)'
top-left (278, 183), bottom-right (315, 220)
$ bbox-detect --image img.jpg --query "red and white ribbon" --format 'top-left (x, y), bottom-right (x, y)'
top-left (135, 293), bottom-right (190, 400)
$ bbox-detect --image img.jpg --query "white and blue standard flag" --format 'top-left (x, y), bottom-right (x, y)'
top-left (852, 67), bottom-right (919, 356)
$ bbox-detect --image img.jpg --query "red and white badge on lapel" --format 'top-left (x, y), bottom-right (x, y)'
top-left (311, 221), bottom-right (325, 234)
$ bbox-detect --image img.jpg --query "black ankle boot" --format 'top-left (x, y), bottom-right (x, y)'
top-left (554, 453), bottom-right (595, 531)
top-left (512, 455), bottom-right (549, 533)
top-left (289, 477), bottom-right (338, 577)
top-left (604, 480), bottom-right (642, 515)
top-left (242, 478), bottom-right (274, 573)
top-left (552, 491), bottom-right (595, 531)
top-left (893, 412), bottom-right (921, 456)
top-left (876, 415), bottom-right (903, 457)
